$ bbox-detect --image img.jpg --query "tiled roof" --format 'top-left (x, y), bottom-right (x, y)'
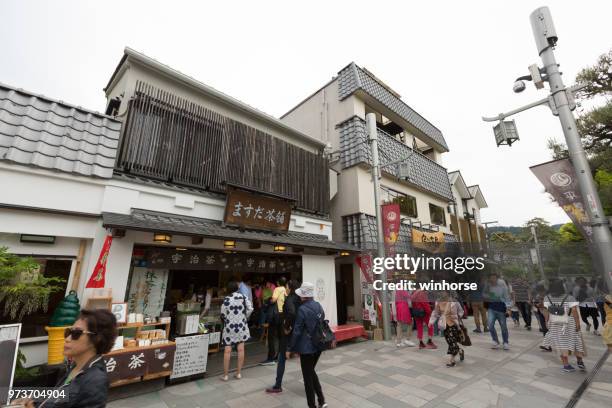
top-left (338, 63), bottom-right (449, 152)
top-left (338, 116), bottom-right (454, 201)
top-left (0, 82), bottom-right (121, 178)
top-left (103, 209), bottom-right (356, 251)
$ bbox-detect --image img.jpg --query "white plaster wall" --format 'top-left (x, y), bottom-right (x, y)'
top-left (355, 166), bottom-right (452, 235)
top-left (301, 255), bottom-right (337, 326)
top-left (0, 164), bottom-right (105, 214)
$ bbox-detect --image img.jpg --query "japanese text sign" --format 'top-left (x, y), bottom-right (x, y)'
top-left (224, 188), bottom-right (292, 232)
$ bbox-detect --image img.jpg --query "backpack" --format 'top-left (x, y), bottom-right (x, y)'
top-left (547, 295), bottom-right (569, 324)
top-left (309, 303), bottom-right (336, 351)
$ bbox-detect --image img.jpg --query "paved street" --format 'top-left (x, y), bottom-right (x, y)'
top-left (108, 320), bottom-right (611, 408)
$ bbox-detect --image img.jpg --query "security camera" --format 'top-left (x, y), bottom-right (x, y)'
top-left (513, 80), bottom-right (526, 93)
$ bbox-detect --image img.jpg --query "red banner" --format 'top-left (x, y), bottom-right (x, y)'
top-left (382, 203), bottom-right (401, 256)
top-left (86, 235), bottom-right (113, 288)
top-left (356, 254), bottom-right (374, 284)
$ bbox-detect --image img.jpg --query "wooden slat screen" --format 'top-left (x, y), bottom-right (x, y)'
top-left (116, 81), bottom-right (330, 214)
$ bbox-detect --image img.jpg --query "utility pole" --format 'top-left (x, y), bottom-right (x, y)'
top-left (530, 225), bottom-right (545, 282)
top-left (366, 112), bottom-right (392, 341)
top-left (530, 7), bottom-right (612, 291)
top-left (483, 7), bottom-right (612, 291)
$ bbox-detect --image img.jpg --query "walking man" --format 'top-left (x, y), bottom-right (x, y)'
top-left (484, 272), bottom-right (511, 350)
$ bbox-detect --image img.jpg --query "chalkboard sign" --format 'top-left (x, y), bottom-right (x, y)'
top-left (170, 334), bottom-right (209, 379)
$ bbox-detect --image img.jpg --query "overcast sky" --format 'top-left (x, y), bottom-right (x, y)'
top-left (2, 1), bottom-right (610, 226)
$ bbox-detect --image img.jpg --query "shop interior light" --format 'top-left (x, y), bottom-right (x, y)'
top-left (153, 233), bottom-right (172, 243)
top-left (340, 251), bottom-right (350, 256)
top-left (175, 247), bottom-right (187, 251)
top-left (274, 244), bottom-right (287, 252)
top-left (224, 240), bottom-right (236, 249)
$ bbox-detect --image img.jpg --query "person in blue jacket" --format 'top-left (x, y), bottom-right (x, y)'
top-left (289, 282), bottom-right (327, 408)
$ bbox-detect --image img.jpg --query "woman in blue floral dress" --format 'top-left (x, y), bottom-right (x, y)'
top-left (220, 281), bottom-right (253, 381)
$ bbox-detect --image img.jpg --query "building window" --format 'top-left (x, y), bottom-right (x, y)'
top-left (0, 258), bottom-right (71, 338)
top-left (381, 187), bottom-right (418, 218)
top-left (429, 203), bottom-right (446, 226)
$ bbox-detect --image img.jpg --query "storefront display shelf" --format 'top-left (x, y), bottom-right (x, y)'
top-left (105, 341), bottom-right (176, 356)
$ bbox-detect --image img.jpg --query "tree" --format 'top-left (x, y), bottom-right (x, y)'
top-left (0, 246), bottom-right (66, 320)
top-left (558, 222), bottom-right (584, 243)
top-left (547, 49), bottom-right (612, 215)
top-left (490, 231), bottom-right (518, 243)
top-left (519, 217), bottom-right (560, 243)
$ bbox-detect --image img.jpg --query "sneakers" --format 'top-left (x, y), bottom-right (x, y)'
top-left (419, 341), bottom-right (426, 349)
top-left (539, 345), bottom-right (552, 352)
top-left (577, 360), bottom-right (586, 371)
top-left (403, 339), bottom-right (417, 347)
top-left (265, 387), bottom-right (282, 393)
top-left (319, 403), bottom-right (328, 408)
top-left (593, 330), bottom-right (600, 336)
top-left (259, 359), bottom-right (276, 366)
top-left (526, 326), bottom-right (532, 331)
top-left (563, 364), bottom-right (576, 372)
top-left (491, 343), bottom-right (501, 350)
top-left (426, 340), bottom-right (438, 349)
top-left (396, 342), bottom-right (403, 347)
top-left (503, 343), bottom-right (510, 351)
top-left (473, 328), bottom-right (482, 333)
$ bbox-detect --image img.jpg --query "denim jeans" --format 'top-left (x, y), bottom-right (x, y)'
top-left (488, 309), bottom-right (509, 344)
top-left (274, 334), bottom-right (288, 388)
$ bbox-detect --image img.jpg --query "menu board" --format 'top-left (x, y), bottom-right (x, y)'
top-left (127, 268), bottom-right (168, 317)
top-left (170, 334), bottom-right (210, 379)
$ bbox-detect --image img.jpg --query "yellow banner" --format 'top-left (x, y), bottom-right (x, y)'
top-left (412, 229), bottom-right (445, 243)
top-left (412, 229), bottom-right (445, 253)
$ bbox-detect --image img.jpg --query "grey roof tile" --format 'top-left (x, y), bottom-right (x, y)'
top-left (338, 116), bottom-right (454, 201)
top-left (0, 82), bottom-right (121, 178)
top-left (338, 63), bottom-right (449, 152)
top-left (103, 209), bottom-right (357, 252)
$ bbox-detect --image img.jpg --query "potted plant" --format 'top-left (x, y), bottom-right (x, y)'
top-left (0, 246), bottom-right (67, 378)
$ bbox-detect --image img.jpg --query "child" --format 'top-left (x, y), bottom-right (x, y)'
top-left (510, 301), bottom-right (520, 328)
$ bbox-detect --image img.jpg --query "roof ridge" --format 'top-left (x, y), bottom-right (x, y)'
top-left (0, 82), bottom-right (120, 123)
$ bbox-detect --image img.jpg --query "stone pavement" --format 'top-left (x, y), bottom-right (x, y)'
top-left (108, 319), bottom-right (611, 408)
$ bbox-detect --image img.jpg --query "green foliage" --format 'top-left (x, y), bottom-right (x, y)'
top-left (0, 246), bottom-right (66, 320)
top-left (519, 217), bottom-right (560, 243)
top-left (558, 223), bottom-right (584, 243)
top-left (595, 169), bottom-right (612, 215)
top-left (14, 349), bottom-right (40, 379)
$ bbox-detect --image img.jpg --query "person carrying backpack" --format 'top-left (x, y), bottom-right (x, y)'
top-left (289, 282), bottom-right (329, 408)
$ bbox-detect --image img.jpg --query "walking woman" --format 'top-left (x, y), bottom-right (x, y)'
top-left (545, 279), bottom-right (586, 372)
top-left (289, 282), bottom-right (327, 408)
top-left (220, 280), bottom-right (253, 381)
top-left (395, 289), bottom-right (415, 347)
top-left (429, 292), bottom-right (464, 367)
top-left (573, 277), bottom-right (600, 336)
top-left (412, 288), bottom-right (437, 349)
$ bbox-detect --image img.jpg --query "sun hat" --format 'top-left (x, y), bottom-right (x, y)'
top-left (295, 282), bottom-right (315, 298)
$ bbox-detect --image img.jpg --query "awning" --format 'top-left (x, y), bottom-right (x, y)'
top-left (102, 209), bottom-right (358, 252)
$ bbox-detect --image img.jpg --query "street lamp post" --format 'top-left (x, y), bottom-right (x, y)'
top-left (366, 112), bottom-right (392, 341)
top-left (483, 7), bottom-right (612, 291)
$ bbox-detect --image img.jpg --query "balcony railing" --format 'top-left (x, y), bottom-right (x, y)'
top-left (338, 116), bottom-right (454, 201)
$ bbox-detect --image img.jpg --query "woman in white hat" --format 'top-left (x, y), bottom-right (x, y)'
top-left (289, 282), bottom-right (328, 408)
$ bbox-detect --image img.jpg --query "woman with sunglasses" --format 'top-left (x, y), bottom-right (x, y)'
top-left (14, 309), bottom-right (117, 407)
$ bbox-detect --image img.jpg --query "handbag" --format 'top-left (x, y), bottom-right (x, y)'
top-left (412, 308), bottom-right (426, 318)
top-left (547, 295), bottom-right (569, 324)
top-left (458, 319), bottom-right (472, 346)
